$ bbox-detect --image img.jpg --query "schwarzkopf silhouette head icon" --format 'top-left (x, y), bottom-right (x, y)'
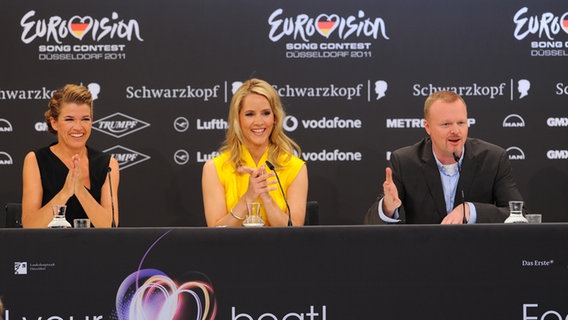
top-left (87, 82), bottom-right (101, 100)
top-left (231, 81), bottom-right (243, 94)
top-left (374, 80), bottom-right (388, 100)
top-left (517, 79), bottom-right (530, 99)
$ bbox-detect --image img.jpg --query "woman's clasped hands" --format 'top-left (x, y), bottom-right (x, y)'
top-left (238, 164), bottom-right (277, 201)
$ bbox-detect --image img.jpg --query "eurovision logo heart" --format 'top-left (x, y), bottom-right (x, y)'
top-left (563, 17), bottom-right (568, 33)
top-left (315, 14), bottom-right (339, 38)
top-left (68, 16), bottom-right (93, 40)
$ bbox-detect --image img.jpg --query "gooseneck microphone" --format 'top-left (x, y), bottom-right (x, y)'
top-left (107, 167), bottom-right (116, 228)
top-left (452, 152), bottom-right (467, 224)
top-left (265, 160), bottom-right (292, 226)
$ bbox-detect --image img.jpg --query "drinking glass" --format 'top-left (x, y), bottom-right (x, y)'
top-left (243, 202), bottom-right (264, 227)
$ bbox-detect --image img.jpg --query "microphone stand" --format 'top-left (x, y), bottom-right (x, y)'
top-left (453, 152), bottom-right (467, 224)
top-left (107, 167), bottom-right (116, 228)
top-left (265, 161), bottom-right (292, 226)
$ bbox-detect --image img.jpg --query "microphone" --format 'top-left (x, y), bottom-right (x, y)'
top-left (452, 152), bottom-right (467, 224)
top-left (107, 166), bottom-right (116, 228)
top-left (265, 160), bottom-right (292, 226)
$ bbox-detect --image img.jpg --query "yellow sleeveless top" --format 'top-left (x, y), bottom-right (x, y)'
top-left (213, 146), bottom-right (305, 225)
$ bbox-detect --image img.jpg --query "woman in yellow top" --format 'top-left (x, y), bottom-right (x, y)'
top-left (202, 78), bottom-right (308, 227)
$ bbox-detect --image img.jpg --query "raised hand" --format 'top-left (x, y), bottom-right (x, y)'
top-left (382, 167), bottom-right (401, 216)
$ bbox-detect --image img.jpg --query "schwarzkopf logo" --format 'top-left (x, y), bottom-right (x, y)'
top-left (93, 112), bottom-right (150, 138)
top-left (104, 145), bottom-right (150, 170)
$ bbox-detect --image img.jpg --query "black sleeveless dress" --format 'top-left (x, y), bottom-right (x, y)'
top-left (34, 144), bottom-right (110, 225)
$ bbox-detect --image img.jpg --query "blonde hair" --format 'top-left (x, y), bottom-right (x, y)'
top-left (220, 78), bottom-right (301, 169)
top-left (45, 84), bottom-right (93, 135)
top-left (424, 90), bottom-right (467, 121)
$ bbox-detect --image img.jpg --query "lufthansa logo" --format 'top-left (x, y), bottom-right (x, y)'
top-left (174, 149), bottom-right (190, 165)
top-left (283, 115), bottom-right (299, 132)
top-left (174, 117), bottom-right (190, 132)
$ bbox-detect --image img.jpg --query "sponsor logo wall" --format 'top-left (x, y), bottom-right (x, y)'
top-left (1, 0), bottom-right (567, 226)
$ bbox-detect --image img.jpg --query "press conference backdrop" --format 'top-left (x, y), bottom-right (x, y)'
top-left (1, 0), bottom-right (567, 226)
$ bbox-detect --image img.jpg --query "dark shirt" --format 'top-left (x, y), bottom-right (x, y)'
top-left (34, 144), bottom-right (110, 224)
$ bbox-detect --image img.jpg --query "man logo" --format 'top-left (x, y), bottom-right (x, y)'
top-left (283, 115), bottom-right (299, 132)
top-left (174, 117), bottom-right (190, 132)
top-left (506, 146), bottom-right (526, 160)
top-left (15, 262), bottom-right (27, 275)
top-left (517, 79), bottom-right (530, 99)
top-left (0, 151), bottom-right (14, 165)
top-left (104, 145), bottom-right (150, 170)
top-left (174, 149), bottom-right (190, 165)
top-left (503, 114), bottom-right (526, 128)
top-left (0, 119), bottom-right (13, 132)
top-left (93, 112), bottom-right (150, 138)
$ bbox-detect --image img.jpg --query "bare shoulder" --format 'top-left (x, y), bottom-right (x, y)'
top-left (23, 151), bottom-right (38, 166)
top-left (203, 158), bottom-right (216, 172)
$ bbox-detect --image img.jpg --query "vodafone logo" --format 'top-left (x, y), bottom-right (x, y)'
top-left (283, 115), bottom-right (362, 132)
top-left (302, 149), bottom-right (362, 162)
top-left (283, 116), bottom-right (299, 132)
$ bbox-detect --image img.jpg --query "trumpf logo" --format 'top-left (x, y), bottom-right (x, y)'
top-left (506, 146), bottom-right (526, 160)
top-left (0, 152), bottom-right (14, 165)
top-left (0, 119), bottom-right (13, 132)
top-left (93, 112), bottom-right (150, 138)
top-left (503, 114), bottom-right (526, 127)
top-left (104, 145), bottom-right (150, 170)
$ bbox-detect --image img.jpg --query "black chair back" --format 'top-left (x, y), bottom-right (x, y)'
top-left (4, 203), bottom-right (23, 228)
top-left (305, 201), bottom-right (319, 225)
